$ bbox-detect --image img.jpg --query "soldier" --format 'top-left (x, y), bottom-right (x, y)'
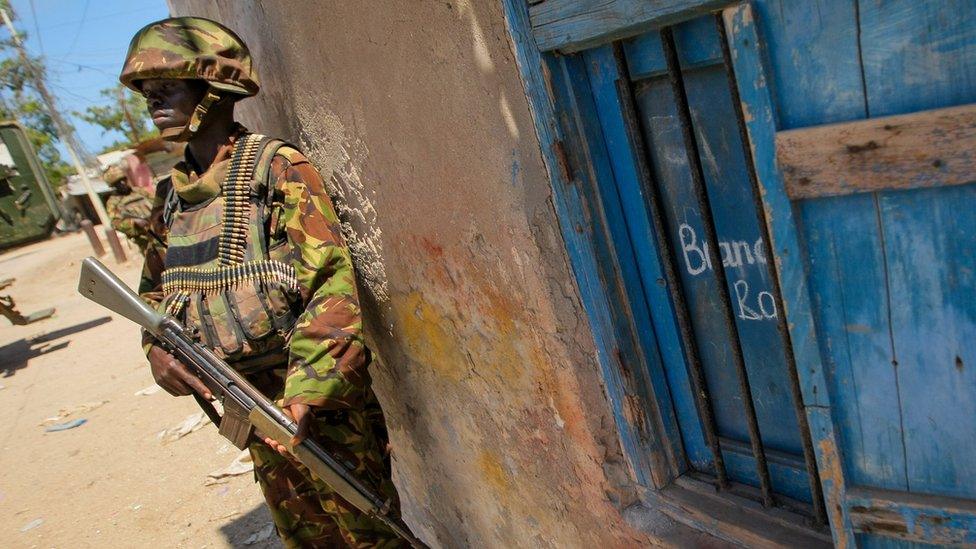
top-left (0, 277), bottom-right (54, 325)
top-left (103, 164), bottom-right (155, 254)
top-left (119, 17), bottom-right (405, 548)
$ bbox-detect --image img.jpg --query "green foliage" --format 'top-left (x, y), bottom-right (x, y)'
top-left (77, 84), bottom-right (156, 153)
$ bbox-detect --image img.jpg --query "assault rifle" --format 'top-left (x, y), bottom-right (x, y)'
top-left (77, 257), bottom-right (425, 548)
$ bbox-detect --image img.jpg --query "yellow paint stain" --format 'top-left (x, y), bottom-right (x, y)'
top-left (478, 450), bottom-right (512, 494)
top-left (391, 291), bottom-right (466, 381)
top-left (393, 240), bottom-right (541, 384)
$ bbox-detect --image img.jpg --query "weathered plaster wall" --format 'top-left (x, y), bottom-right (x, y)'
top-left (166, 1), bottom-right (650, 546)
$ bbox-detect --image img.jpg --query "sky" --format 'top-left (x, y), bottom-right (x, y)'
top-left (5, 0), bottom-right (170, 154)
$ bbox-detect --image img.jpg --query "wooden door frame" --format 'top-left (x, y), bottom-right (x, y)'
top-left (502, 0), bottom-right (857, 544)
top-left (502, 0), bottom-right (685, 492)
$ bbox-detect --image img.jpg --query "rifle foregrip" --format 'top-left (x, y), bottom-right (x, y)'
top-left (247, 406), bottom-right (375, 509)
top-left (247, 407), bottom-right (425, 547)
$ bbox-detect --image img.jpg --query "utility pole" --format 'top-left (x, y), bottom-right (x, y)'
top-left (117, 85), bottom-right (140, 144)
top-left (1, 6), bottom-right (126, 261)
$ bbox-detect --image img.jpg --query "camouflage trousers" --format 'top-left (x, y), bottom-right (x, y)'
top-left (246, 371), bottom-right (404, 548)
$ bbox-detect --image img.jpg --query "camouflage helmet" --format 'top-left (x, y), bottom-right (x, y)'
top-left (119, 17), bottom-right (258, 97)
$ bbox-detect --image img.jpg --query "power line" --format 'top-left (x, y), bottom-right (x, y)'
top-left (28, 0), bottom-right (42, 55)
top-left (38, 5), bottom-right (159, 32)
top-left (47, 59), bottom-right (117, 77)
top-left (63, 0), bottom-right (91, 57)
top-left (46, 82), bottom-right (101, 105)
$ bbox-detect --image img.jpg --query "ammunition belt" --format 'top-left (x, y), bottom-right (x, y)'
top-left (218, 132), bottom-right (263, 266)
top-left (161, 259), bottom-right (299, 294)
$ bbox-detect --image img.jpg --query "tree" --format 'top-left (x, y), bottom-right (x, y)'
top-left (77, 84), bottom-right (156, 153)
top-left (0, 2), bottom-right (71, 186)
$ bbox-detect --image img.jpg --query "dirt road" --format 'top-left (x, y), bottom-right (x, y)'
top-left (0, 233), bottom-right (282, 548)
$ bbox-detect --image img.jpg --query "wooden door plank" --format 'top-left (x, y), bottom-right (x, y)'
top-left (528, 0), bottom-right (732, 53)
top-left (750, 0), bottom-right (865, 129)
top-left (723, 3), bottom-right (857, 544)
top-left (798, 195), bottom-right (908, 492)
top-left (683, 63), bottom-right (806, 466)
top-left (776, 104), bottom-right (976, 199)
top-left (750, 0), bottom-right (915, 500)
top-left (877, 185), bottom-right (976, 499)
top-left (612, 16), bottom-right (812, 499)
top-left (581, 44), bottom-right (693, 474)
top-left (857, 0), bottom-right (976, 502)
top-left (847, 487), bottom-right (976, 545)
top-left (859, 0), bottom-right (976, 118)
top-left (631, 71), bottom-right (752, 452)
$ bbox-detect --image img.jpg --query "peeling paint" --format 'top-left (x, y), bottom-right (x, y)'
top-left (292, 105), bottom-right (390, 302)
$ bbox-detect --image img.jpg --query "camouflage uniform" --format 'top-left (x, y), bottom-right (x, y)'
top-left (106, 186), bottom-right (155, 253)
top-left (122, 18), bottom-right (405, 548)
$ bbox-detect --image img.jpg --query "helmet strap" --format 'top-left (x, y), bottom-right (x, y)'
top-left (160, 89), bottom-right (222, 142)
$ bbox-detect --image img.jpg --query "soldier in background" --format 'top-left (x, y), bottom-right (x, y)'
top-left (103, 164), bottom-right (155, 254)
top-left (119, 17), bottom-right (406, 548)
top-left (0, 277), bottom-right (54, 325)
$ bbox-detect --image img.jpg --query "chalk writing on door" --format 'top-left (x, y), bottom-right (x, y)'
top-left (678, 223), bottom-right (777, 321)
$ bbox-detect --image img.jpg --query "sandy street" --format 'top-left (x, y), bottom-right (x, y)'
top-left (0, 233), bottom-right (282, 548)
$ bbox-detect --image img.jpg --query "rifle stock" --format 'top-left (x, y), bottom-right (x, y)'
top-left (77, 257), bottom-right (425, 548)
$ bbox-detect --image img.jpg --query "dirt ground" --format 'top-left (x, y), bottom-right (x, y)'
top-left (0, 232), bottom-right (283, 548)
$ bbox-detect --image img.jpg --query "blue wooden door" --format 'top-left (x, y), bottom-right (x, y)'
top-left (536, 0), bottom-right (976, 545)
top-left (519, 0), bottom-right (976, 544)
top-left (620, 22), bottom-right (813, 500)
top-left (568, 12), bottom-right (825, 517)
top-left (746, 0), bottom-right (976, 546)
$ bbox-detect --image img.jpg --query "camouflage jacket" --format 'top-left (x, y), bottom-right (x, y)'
top-left (106, 187), bottom-right (154, 245)
top-left (139, 131), bottom-right (370, 410)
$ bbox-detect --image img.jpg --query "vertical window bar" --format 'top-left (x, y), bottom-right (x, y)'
top-left (714, 13), bottom-right (828, 525)
top-left (611, 42), bottom-right (729, 490)
top-left (660, 26), bottom-right (775, 507)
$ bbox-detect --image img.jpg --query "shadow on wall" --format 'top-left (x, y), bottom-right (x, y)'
top-left (0, 316), bottom-right (112, 377)
top-left (218, 503), bottom-right (282, 548)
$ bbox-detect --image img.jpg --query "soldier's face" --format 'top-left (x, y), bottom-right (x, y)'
top-left (141, 79), bottom-right (209, 131)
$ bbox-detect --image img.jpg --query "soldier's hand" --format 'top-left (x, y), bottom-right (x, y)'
top-left (261, 403), bottom-right (311, 461)
top-left (147, 345), bottom-right (212, 399)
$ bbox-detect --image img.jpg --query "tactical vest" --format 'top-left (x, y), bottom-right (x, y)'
top-left (159, 133), bottom-right (301, 372)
